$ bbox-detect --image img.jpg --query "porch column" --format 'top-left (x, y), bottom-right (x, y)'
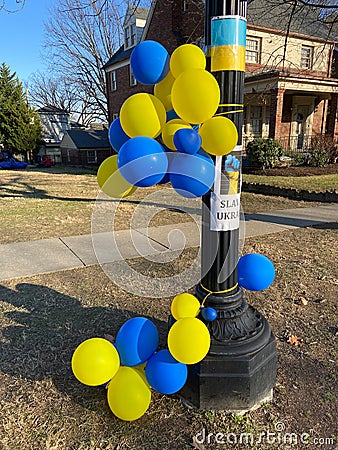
top-left (326, 94), bottom-right (338, 139)
top-left (269, 88), bottom-right (285, 140)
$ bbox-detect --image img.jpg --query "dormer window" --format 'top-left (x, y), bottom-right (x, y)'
top-left (130, 24), bottom-right (136, 46)
top-left (125, 23), bottom-right (136, 49)
top-left (125, 26), bottom-right (130, 48)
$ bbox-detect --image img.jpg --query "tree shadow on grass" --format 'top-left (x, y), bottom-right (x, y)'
top-left (0, 180), bottom-right (97, 202)
top-left (0, 180), bottom-right (201, 216)
top-left (0, 283), bottom-right (167, 410)
top-left (311, 222), bottom-right (338, 231)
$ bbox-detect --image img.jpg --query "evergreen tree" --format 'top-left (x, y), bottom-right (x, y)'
top-left (0, 62), bottom-right (42, 157)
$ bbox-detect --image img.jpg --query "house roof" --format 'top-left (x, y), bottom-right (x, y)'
top-left (104, 0), bottom-right (335, 70)
top-left (65, 129), bottom-right (110, 149)
top-left (104, 6), bottom-right (149, 68)
top-left (103, 45), bottom-right (133, 68)
top-left (123, 6), bottom-right (149, 25)
top-left (247, 0), bottom-right (333, 41)
top-left (37, 105), bottom-right (69, 115)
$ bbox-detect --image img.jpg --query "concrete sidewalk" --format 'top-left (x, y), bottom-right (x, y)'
top-left (0, 204), bottom-right (336, 281)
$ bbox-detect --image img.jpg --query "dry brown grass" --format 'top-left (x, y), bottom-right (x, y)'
top-left (0, 224), bottom-right (337, 449)
top-left (0, 167), bottom-right (330, 245)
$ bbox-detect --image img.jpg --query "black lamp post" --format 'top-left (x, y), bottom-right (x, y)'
top-left (180, 0), bottom-right (277, 411)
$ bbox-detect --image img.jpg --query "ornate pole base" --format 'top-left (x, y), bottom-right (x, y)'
top-left (179, 286), bottom-right (277, 411)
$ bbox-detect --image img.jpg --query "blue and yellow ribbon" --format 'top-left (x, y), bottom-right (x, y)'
top-left (209, 17), bottom-right (247, 72)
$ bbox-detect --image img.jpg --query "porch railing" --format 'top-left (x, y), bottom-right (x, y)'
top-left (242, 135), bottom-right (312, 153)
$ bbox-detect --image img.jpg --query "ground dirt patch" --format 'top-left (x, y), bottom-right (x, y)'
top-left (245, 164), bottom-right (338, 177)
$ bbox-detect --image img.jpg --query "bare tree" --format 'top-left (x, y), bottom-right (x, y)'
top-left (44, 0), bottom-right (151, 124)
top-left (248, 0), bottom-right (338, 34)
top-left (44, 0), bottom-right (130, 123)
top-left (28, 73), bottom-right (76, 112)
top-left (27, 72), bottom-right (102, 126)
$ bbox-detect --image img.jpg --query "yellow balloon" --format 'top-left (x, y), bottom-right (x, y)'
top-left (171, 69), bottom-right (220, 124)
top-left (107, 366), bottom-right (151, 421)
top-left (170, 44), bottom-right (206, 78)
top-left (120, 93), bottom-right (166, 138)
top-left (71, 338), bottom-right (120, 386)
top-left (170, 293), bottom-right (200, 320)
top-left (134, 362), bottom-right (150, 388)
top-left (154, 70), bottom-right (175, 111)
top-left (167, 317), bottom-right (210, 365)
top-left (161, 119), bottom-right (191, 150)
top-left (97, 155), bottom-right (137, 198)
top-left (199, 116), bottom-right (238, 156)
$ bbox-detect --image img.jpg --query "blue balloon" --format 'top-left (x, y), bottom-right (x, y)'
top-left (145, 350), bottom-right (187, 394)
top-left (118, 137), bottom-right (168, 187)
top-left (166, 109), bottom-right (179, 121)
top-left (115, 317), bottom-right (159, 367)
top-left (174, 128), bottom-right (202, 154)
top-left (108, 117), bottom-right (130, 152)
top-left (238, 253), bottom-right (275, 291)
top-left (130, 40), bottom-right (170, 85)
top-left (201, 307), bottom-right (217, 321)
top-left (169, 151), bottom-right (215, 198)
top-left (157, 147), bottom-right (174, 184)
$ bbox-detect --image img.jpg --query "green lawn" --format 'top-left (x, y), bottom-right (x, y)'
top-left (243, 174), bottom-right (338, 192)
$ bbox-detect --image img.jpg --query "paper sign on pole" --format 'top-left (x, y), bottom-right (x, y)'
top-left (210, 154), bottom-right (241, 231)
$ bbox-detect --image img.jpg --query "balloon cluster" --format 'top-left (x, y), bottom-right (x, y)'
top-left (97, 40), bottom-right (239, 199)
top-left (89, 39), bottom-right (277, 423)
top-left (71, 293), bottom-right (214, 422)
top-left (71, 261), bottom-right (275, 422)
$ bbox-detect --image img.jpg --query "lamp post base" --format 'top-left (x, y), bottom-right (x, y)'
top-left (179, 286), bottom-right (277, 411)
top-left (180, 333), bottom-right (276, 411)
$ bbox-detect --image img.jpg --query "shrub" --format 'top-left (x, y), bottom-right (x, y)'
top-left (307, 135), bottom-right (335, 167)
top-left (246, 138), bottom-right (284, 169)
top-left (286, 150), bottom-right (306, 166)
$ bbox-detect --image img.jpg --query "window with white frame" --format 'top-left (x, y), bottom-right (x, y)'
top-left (250, 105), bottom-right (263, 135)
top-left (129, 65), bottom-right (137, 86)
top-left (183, 0), bottom-right (188, 11)
top-left (125, 23), bottom-right (136, 49)
top-left (112, 113), bottom-right (119, 121)
top-left (130, 24), bottom-right (136, 46)
top-left (246, 37), bottom-right (261, 63)
top-left (110, 71), bottom-right (117, 91)
top-left (87, 150), bottom-right (97, 164)
top-left (301, 45), bottom-right (313, 69)
top-left (125, 26), bottom-right (130, 48)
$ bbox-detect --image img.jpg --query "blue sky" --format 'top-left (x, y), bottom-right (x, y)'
top-left (0, 1), bottom-right (53, 82)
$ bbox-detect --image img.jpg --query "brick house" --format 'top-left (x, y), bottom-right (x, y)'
top-left (244, 0), bottom-right (338, 150)
top-left (103, 0), bottom-right (338, 150)
top-left (103, 2), bottom-right (204, 119)
top-left (60, 128), bottom-right (112, 166)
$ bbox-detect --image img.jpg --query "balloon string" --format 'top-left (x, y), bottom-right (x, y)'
top-left (200, 282), bottom-right (239, 307)
top-left (215, 109), bottom-right (244, 116)
top-left (216, 103), bottom-right (244, 116)
top-left (219, 103), bottom-right (244, 107)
